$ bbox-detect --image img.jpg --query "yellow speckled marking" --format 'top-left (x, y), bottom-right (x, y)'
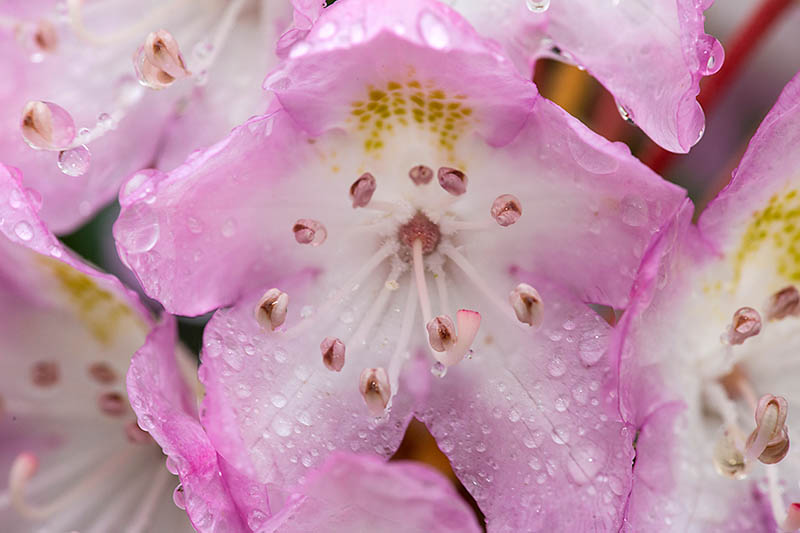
top-left (348, 79), bottom-right (473, 155)
top-left (734, 188), bottom-right (800, 283)
top-left (39, 257), bottom-right (144, 345)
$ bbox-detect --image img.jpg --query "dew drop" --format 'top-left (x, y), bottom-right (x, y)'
top-left (172, 484), bottom-right (186, 510)
top-left (120, 204), bottom-right (160, 253)
top-left (579, 336), bottom-right (606, 366)
top-left (13, 221), bottom-right (34, 241)
top-left (221, 218), bottom-right (237, 238)
top-left (96, 112), bottom-right (113, 129)
top-left (165, 456), bottom-right (179, 475)
top-left (21, 101), bottom-right (75, 149)
top-left (271, 394), bottom-right (287, 408)
top-left (57, 145), bottom-right (91, 176)
top-left (418, 10), bottom-right (449, 50)
top-left (547, 357), bottom-right (566, 378)
top-left (554, 396), bottom-right (569, 412)
top-left (697, 34), bottom-right (723, 75)
top-left (247, 510), bottom-right (267, 530)
top-left (551, 426), bottom-right (570, 445)
top-left (620, 195), bottom-right (649, 227)
top-left (616, 102), bottom-right (634, 124)
top-left (526, 0), bottom-right (550, 12)
top-left (272, 416), bottom-right (292, 437)
top-left (186, 216), bottom-right (203, 234)
top-left (430, 361), bottom-right (447, 378)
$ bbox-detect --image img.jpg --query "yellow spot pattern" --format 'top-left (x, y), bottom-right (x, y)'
top-left (735, 188), bottom-right (800, 282)
top-left (349, 79), bottom-right (472, 154)
top-left (39, 257), bottom-right (144, 345)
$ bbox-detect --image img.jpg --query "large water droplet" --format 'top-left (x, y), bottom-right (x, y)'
top-left (57, 145), bottom-right (90, 176)
top-left (418, 11), bottom-right (449, 50)
top-left (620, 195), bottom-right (649, 227)
top-left (616, 102), bottom-right (634, 124)
top-left (526, 0), bottom-right (550, 12)
top-left (172, 484), bottom-right (186, 510)
top-left (120, 204), bottom-right (160, 253)
top-left (247, 510), bottom-right (267, 531)
top-left (579, 335), bottom-right (605, 366)
top-left (21, 101), bottom-right (75, 150)
top-left (272, 416), bottom-right (292, 437)
top-left (566, 443), bottom-right (605, 484)
top-left (697, 34), bottom-right (723, 76)
top-left (14, 221), bottom-right (34, 241)
top-left (271, 394), bottom-right (287, 408)
top-left (430, 361), bottom-right (447, 378)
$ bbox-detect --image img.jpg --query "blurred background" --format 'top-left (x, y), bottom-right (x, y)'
top-left (58, 0), bottom-right (800, 527)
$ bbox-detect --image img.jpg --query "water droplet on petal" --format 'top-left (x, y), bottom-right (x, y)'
top-left (616, 101), bottom-right (634, 124)
top-left (526, 0), bottom-right (550, 12)
top-left (120, 204), bottom-right (160, 253)
top-left (120, 169), bottom-right (163, 203)
top-left (430, 361), bottom-right (447, 378)
top-left (57, 145), bottom-right (91, 176)
top-left (317, 22), bottom-right (337, 40)
top-left (21, 101), bottom-right (75, 150)
top-left (697, 34), bottom-right (723, 75)
top-left (14, 221), bottom-right (34, 241)
top-left (579, 336), bottom-right (606, 366)
top-left (271, 394), bottom-right (287, 408)
top-left (172, 484), bottom-right (186, 510)
top-left (247, 510), bottom-right (267, 530)
top-left (221, 218), bottom-right (237, 238)
top-left (620, 195), bottom-right (649, 227)
top-left (418, 10), bottom-right (449, 49)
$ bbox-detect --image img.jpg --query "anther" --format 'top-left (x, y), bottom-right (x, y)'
top-left (745, 394), bottom-right (790, 464)
top-left (255, 288), bottom-right (289, 331)
top-left (293, 218), bottom-right (327, 246)
top-left (437, 167), bottom-right (467, 196)
top-left (135, 30), bottom-right (190, 89)
top-left (434, 309), bottom-right (482, 367)
top-left (491, 194), bottom-right (522, 226)
top-left (350, 172), bottom-right (376, 208)
top-left (20, 101), bottom-right (76, 150)
top-left (31, 361), bottom-right (59, 387)
top-left (766, 286), bottom-right (800, 321)
top-left (725, 307), bottom-right (761, 345)
top-left (320, 337), bottom-right (345, 372)
top-left (782, 503), bottom-right (800, 532)
top-left (509, 283), bottom-right (544, 327)
top-left (409, 165), bottom-right (433, 185)
top-left (712, 429), bottom-right (749, 480)
top-left (359, 367), bottom-right (391, 416)
top-left (88, 362), bottom-right (117, 384)
top-left (28, 19), bottom-right (58, 52)
top-left (98, 392), bottom-right (126, 417)
top-left (427, 315), bottom-right (456, 352)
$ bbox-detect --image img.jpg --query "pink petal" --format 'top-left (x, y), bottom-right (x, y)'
top-left (261, 453), bottom-right (482, 533)
top-left (420, 281), bottom-right (634, 532)
top-left (0, 163), bottom-right (191, 531)
top-left (127, 315), bottom-right (249, 532)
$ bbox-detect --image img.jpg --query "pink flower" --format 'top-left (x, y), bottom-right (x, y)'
top-left (0, 163), bottom-right (193, 531)
top-left (114, 0), bottom-right (687, 529)
top-left (611, 72), bottom-right (800, 531)
top-left (0, 0), bottom-right (291, 232)
top-left (281, 0), bottom-right (722, 154)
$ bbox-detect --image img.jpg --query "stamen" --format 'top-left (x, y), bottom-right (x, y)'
top-left (782, 503), bottom-right (800, 532)
top-left (712, 429), bottom-right (749, 480)
top-left (409, 165), bottom-right (433, 185)
top-left (766, 286), bottom-right (800, 321)
top-left (724, 307), bottom-right (761, 345)
top-left (320, 337), bottom-right (345, 372)
top-left (20, 101), bottom-right (76, 150)
top-left (88, 362), bottom-right (117, 384)
top-left (427, 315), bottom-right (456, 352)
top-left (134, 30), bottom-right (191, 90)
top-left (350, 172), bottom-right (377, 208)
top-left (14, 19), bottom-right (58, 54)
top-left (509, 283), bottom-right (544, 327)
top-left (346, 262), bottom-right (404, 349)
top-left (436, 309), bottom-right (481, 367)
top-left (386, 283), bottom-right (417, 402)
top-left (437, 167), bottom-right (467, 196)
top-left (411, 239), bottom-right (433, 324)
top-left (745, 394), bottom-right (789, 464)
top-left (293, 218), bottom-right (327, 246)
top-left (98, 392), bottom-right (127, 417)
top-left (255, 288), bottom-right (289, 331)
top-left (491, 194), bottom-right (522, 227)
top-left (359, 367), bottom-right (391, 416)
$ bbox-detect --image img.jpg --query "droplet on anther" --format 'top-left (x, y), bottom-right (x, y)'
top-left (510, 283), bottom-right (543, 327)
top-left (766, 286), bottom-right (800, 321)
top-left (409, 165), bottom-right (433, 185)
top-left (293, 219), bottom-right (327, 246)
top-left (320, 337), bottom-right (345, 372)
top-left (782, 503), bottom-right (800, 532)
top-left (255, 288), bottom-right (289, 331)
top-left (20, 101), bottom-right (75, 150)
top-left (359, 367), bottom-right (391, 416)
top-left (134, 30), bottom-right (190, 89)
top-left (745, 394), bottom-right (790, 464)
top-left (712, 430), bottom-right (749, 480)
top-left (437, 167), bottom-right (467, 196)
top-left (725, 307), bottom-right (761, 345)
top-left (350, 172), bottom-right (376, 208)
top-left (491, 194), bottom-right (522, 226)
top-left (427, 315), bottom-right (456, 352)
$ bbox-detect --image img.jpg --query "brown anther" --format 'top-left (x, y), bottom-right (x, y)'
top-left (398, 212), bottom-right (440, 256)
top-left (33, 20), bottom-right (58, 52)
top-left (491, 194), bottom-right (522, 227)
top-left (88, 362), bottom-right (117, 384)
top-left (746, 394), bottom-right (790, 464)
top-left (293, 218), bottom-right (327, 246)
top-left (509, 283), bottom-right (544, 327)
top-left (359, 367), bottom-right (391, 417)
top-left (255, 288), bottom-right (289, 331)
top-left (427, 315), bottom-right (456, 352)
top-left (350, 172), bottom-right (376, 208)
top-left (144, 30), bottom-right (190, 79)
top-left (21, 101), bottom-right (54, 148)
top-left (98, 392), bottom-right (126, 417)
top-left (409, 165), bottom-right (434, 185)
top-left (726, 307), bottom-right (761, 345)
top-left (766, 286), bottom-right (800, 321)
top-left (320, 337), bottom-right (345, 372)
top-left (437, 167), bottom-right (467, 196)
top-left (31, 361), bottom-right (59, 387)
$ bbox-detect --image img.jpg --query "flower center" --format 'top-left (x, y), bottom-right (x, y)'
top-left (257, 163), bottom-right (538, 418)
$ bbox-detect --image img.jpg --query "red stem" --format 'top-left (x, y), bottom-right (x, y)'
top-left (642, 0), bottom-right (796, 174)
